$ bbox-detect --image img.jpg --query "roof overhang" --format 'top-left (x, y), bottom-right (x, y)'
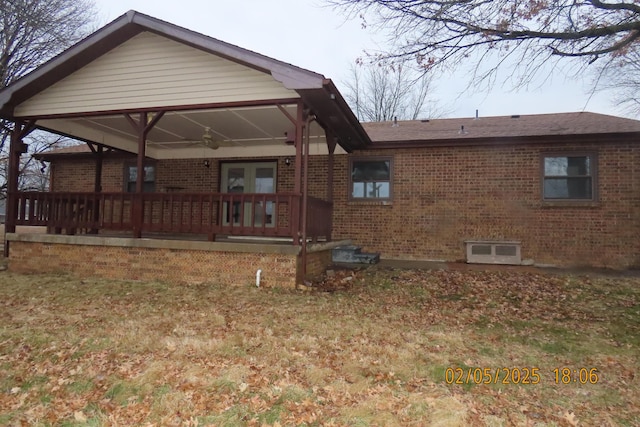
top-left (0, 10), bottom-right (370, 155)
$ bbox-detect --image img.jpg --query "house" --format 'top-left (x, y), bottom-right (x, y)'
top-left (1, 11), bottom-right (639, 286)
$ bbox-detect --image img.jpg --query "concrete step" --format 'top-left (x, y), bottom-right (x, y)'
top-left (332, 245), bottom-right (380, 264)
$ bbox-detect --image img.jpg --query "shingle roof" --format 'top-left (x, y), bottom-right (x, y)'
top-left (362, 112), bottom-right (640, 143)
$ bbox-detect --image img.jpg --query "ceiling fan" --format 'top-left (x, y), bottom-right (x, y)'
top-left (201, 127), bottom-right (220, 150)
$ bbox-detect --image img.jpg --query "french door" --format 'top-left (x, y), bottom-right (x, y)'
top-left (221, 162), bottom-right (277, 227)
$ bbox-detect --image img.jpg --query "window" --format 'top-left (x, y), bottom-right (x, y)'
top-left (350, 157), bottom-right (392, 200)
top-left (542, 154), bottom-right (596, 201)
top-left (124, 164), bottom-right (156, 193)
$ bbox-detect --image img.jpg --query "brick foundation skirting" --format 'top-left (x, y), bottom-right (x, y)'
top-left (6, 236), bottom-right (346, 287)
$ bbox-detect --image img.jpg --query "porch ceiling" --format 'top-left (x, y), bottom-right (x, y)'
top-left (37, 104), bottom-right (332, 159)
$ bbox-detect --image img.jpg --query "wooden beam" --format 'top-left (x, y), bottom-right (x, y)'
top-left (292, 101), bottom-right (304, 244)
top-left (124, 110), bottom-right (165, 238)
top-left (5, 126), bottom-right (21, 236)
top-left (144, 111), bottom-right (165, 134)
top-left (4, 120), bottom-right (35, 256)
top-left (132, 112), bottom-right (147, 238)
top-left (277, 104), bottom-right (296, 125)
top-left (94, 144), bottom-right (104, 193)
top-left (326, 131), bottom-right (337, 203)
top-left (20, 98), bottom-right (302, 120)
top-left (300, 114), bottom-right (313, 279)
top-left (89, 144), bottom-right (104, 234)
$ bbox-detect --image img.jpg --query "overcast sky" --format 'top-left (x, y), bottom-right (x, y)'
top-left (93, 0), bottom-right (627, 120)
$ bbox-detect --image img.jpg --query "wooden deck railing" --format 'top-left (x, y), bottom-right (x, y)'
top-left (14, 191), bottom-right (331, 242)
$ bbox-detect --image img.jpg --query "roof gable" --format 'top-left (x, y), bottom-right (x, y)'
top-left (14, 31), bottom-right (298, 117)
top-left (0, 10), bottom-right (325, 117)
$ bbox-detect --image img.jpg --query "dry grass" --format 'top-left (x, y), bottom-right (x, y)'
top-left (0, 267), bottom-right (638, 426)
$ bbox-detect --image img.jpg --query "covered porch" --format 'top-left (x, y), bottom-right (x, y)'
top-left (0, 11), bottom-right (370, 285)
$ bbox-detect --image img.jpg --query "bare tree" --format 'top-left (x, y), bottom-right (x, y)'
top-left (0, 0), bottom-right (96, 200)
top-left (328, 1), bottom-right (640, 89)
top-left (592, 47), bottom-right (640, 116)
top-left (342, 63), bottom-right (441, 121)
top-left (0, 133), bottom-right (74, 193)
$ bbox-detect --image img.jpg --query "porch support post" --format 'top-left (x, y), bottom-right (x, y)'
top-left (134, 112), bottom-right (147, 238)
top-left (124, 111), bottom-right (164, 238)
top-left (326, 131), bottom-right (337, 243)
top-left (326, 131), bottom-right (337, 203)
top-left (300, 113), bottom-right (313, 281)
top-left (4, 120), bottom-right (36, 257)
top-left (87, 143), bottom-right (104, 193)
top-left (87, 143), bottom-right (103, 234)
top-left (292, 100), bottom-right (304, 244)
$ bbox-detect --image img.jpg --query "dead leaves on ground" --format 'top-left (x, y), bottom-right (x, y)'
top-left (0, 269), bottom-right (639, 425)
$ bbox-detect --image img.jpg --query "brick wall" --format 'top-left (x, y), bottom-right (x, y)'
top-left (53, 156), bottom-right (304, 194)
top-left (301, 249), bottom-right (333, 283)
top-left (48, 141), bottom-right (640, 268)
top-left (9, 240), bottom-right (299, 287)
top-left (331, 142), bottom-right (640, 268)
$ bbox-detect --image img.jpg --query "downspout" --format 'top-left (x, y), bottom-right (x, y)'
top-left (300, 113), bottom-right (316, 282)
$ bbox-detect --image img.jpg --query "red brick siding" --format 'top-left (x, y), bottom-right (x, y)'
top-left (301, 250), bottom-right (333, 283)
top-left (53, 157), bottom-right (301, 194)
top-left (331, 142), bottom-right (640, 268)
top-left (48, 142), bottom-right (640, 268)
top-left (9, 241), bottom-right (299, 287)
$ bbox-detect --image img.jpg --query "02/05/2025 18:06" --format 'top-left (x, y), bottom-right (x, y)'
top-left (444, 367), bottom-right (599, 385)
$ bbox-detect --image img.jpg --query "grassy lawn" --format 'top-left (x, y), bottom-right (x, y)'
top-left (0, 267), bottom-right (638, 426)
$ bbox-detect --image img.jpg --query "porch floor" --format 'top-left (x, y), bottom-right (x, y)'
top-left (1, 225), bottom-right (334, 246)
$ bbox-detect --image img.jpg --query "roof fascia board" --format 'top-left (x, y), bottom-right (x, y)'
top-left (324, 79), bottom-right (369, 146)
top-left (297, 79), bottom-right (372, 152)
top-left (366, 132), bottom-right (640, 149)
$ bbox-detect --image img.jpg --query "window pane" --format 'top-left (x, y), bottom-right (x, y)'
top-left (143, 165), bottom-right (155, 182)
top-left (544, 178), bottom-right (592, 199)
top-left (544, 156), bottom-right (590, 176)
top-left (227, 168), bottom-right (245, 193)
top-left (366, 182), bottom-right (389, 198)
top-left (127, 165), bottom-right (155, 192)
top-left (352, 160), bottom-right (390, 181)
top-left (255, 167), bottom-right (274, 194)
top-left (351, 159), bottom-right (391, 199)
top-left (352, 182), bottom-right (365, 198)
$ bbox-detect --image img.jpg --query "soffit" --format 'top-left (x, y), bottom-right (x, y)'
top-left (37, 104), bottom-right (333, 159)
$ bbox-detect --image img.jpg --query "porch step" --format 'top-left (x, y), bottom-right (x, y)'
top-left (332, 245), bottom-right (380, 265)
